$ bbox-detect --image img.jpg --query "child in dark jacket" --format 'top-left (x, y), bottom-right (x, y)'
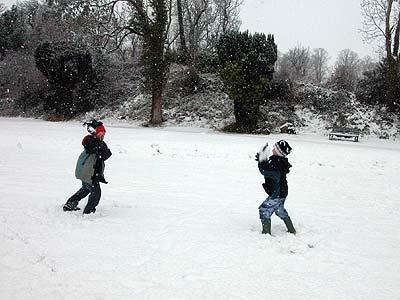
top-left (63, 120), bottom-right (112, 214)
top-left (256, 140), bottom-right (296, 235)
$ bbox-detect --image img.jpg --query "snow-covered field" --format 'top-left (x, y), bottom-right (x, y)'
top-left (1, 117), bottom-right (400, 300)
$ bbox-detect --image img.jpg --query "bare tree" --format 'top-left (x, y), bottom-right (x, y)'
top-left (18, 1), bottom-right (40, 30)
top-left (274, 51), bottom-right (294, 82)
top-left (20, 0), bottom-right (115, 52)
top-left (310, 48), bottom-right (329, 85)
top-left (214, 0), bottom-right (242, 33)
top-left (168, 0), bottom-right (242, 63)
top-left (204, 0), bottom-right (242, 51)
top-left (358, 55), bottom-right (377, 77)
top-left (331, 49), bottom-right (360, 92)
top-left (286, 44), bottom-right (310, 81)
top-left (361, 0), bottom-right (400, 109)
top-left (183, 0), bottom-right (209, 61)
top-left (361, 0), bottom-right (400, 51)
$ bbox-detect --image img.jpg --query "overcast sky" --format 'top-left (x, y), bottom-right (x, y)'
top-left (2, 0), bottom-right (15, 9)
top-left (2, 0), bottom-right (380, 62)
top-left (240, 0), bottom-right (380, 62)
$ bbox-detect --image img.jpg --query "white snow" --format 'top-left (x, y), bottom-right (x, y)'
top-left (1, 117), bottom-right (400, 300)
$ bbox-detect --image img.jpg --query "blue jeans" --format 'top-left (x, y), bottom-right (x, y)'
top-left (259, 197), bottom-right (289, 221)
top-left (65, 181), bottom-right (101, 212)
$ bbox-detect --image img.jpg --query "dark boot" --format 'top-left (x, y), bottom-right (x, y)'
top-left (283, 216), bottom-right (296, 234)
top-left (64, 186), bottom-right (90, 211)
top-left (63, 202), bottom-right (80, 211)
top-left (261, 218), bottom-right (271, 235)
top-left (83, 183), bottom-right (101, 214)
top-left (83, 207), bottom-right (96, 214)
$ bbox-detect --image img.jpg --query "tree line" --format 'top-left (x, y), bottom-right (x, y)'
top-left (0, 0), bottom-right (399, 129)
top-left (0, 0), bottom-right (244, 123)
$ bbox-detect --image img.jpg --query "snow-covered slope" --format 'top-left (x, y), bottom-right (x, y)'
top-left (1, 117), bottom-right (400, 300)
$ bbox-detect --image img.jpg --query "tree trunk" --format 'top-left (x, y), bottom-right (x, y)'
top-left (150, 86), bottom-right (163, 124)
top-left (386, 60), bottom-right (399, 111)
top-left (143, 0), bottom-right (168, 124)
top-left (385, 0), bottom-right (399, 111)
top-left (233, 100), bottom-right (244, 125)
top-left (393, 4), bottom-right (400, 58)
top-left (385, 0), bottom-right (394, 60)
top-left (233, 98), bottom-right (258, 128)
top-left (130, 36), bottom-right (136, 60)
top-left (222, 1), bottom-right (228, 33)
top-left (147, 33), bottom-right (166, 125)
top-left (177, 0), bottom-right (188, 59)
top-left (186, 0), bottom-right (208, 64)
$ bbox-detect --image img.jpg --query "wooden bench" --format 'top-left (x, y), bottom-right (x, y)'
top-left (328, 127), bottom-right (361, 142)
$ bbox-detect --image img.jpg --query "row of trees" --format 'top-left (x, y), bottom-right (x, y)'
top-left (1, 0), bottom-right (399, 127)
top-left (274, 0), bottom-right (400, 114)
top-left (275, 45), bottom-right (376, 92)
top-left (233, 0), bottom-right (400, 115)
top-left (0, 0), bottom-right (243, 123)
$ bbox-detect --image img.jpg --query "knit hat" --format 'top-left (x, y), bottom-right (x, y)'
top-left (85, 119), bottom-right (105, 135)
top-left (273, 140), bottom-right (292, 157)
top-left (95, 124), bottom-right (106, 134)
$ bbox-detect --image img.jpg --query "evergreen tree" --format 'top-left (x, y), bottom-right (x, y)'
top-left (217, 31), bottom-right (277, 130)
top-left (356, 59), bottom-right (390, 106)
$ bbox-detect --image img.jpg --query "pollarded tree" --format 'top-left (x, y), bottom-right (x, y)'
top-left (217, 31), bottom-right (277, 130)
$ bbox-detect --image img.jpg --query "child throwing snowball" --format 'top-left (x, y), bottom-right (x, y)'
top-left (63, 120), bottom-right (112, 214)
top-left (255, 140), bottom-right (296, 235)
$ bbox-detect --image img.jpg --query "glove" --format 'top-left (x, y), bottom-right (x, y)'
top-left (92, 174), bottom-right (108, 184)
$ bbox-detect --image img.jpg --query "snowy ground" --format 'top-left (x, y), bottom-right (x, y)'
top-left (1, 117), bottom-right (400, 300)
